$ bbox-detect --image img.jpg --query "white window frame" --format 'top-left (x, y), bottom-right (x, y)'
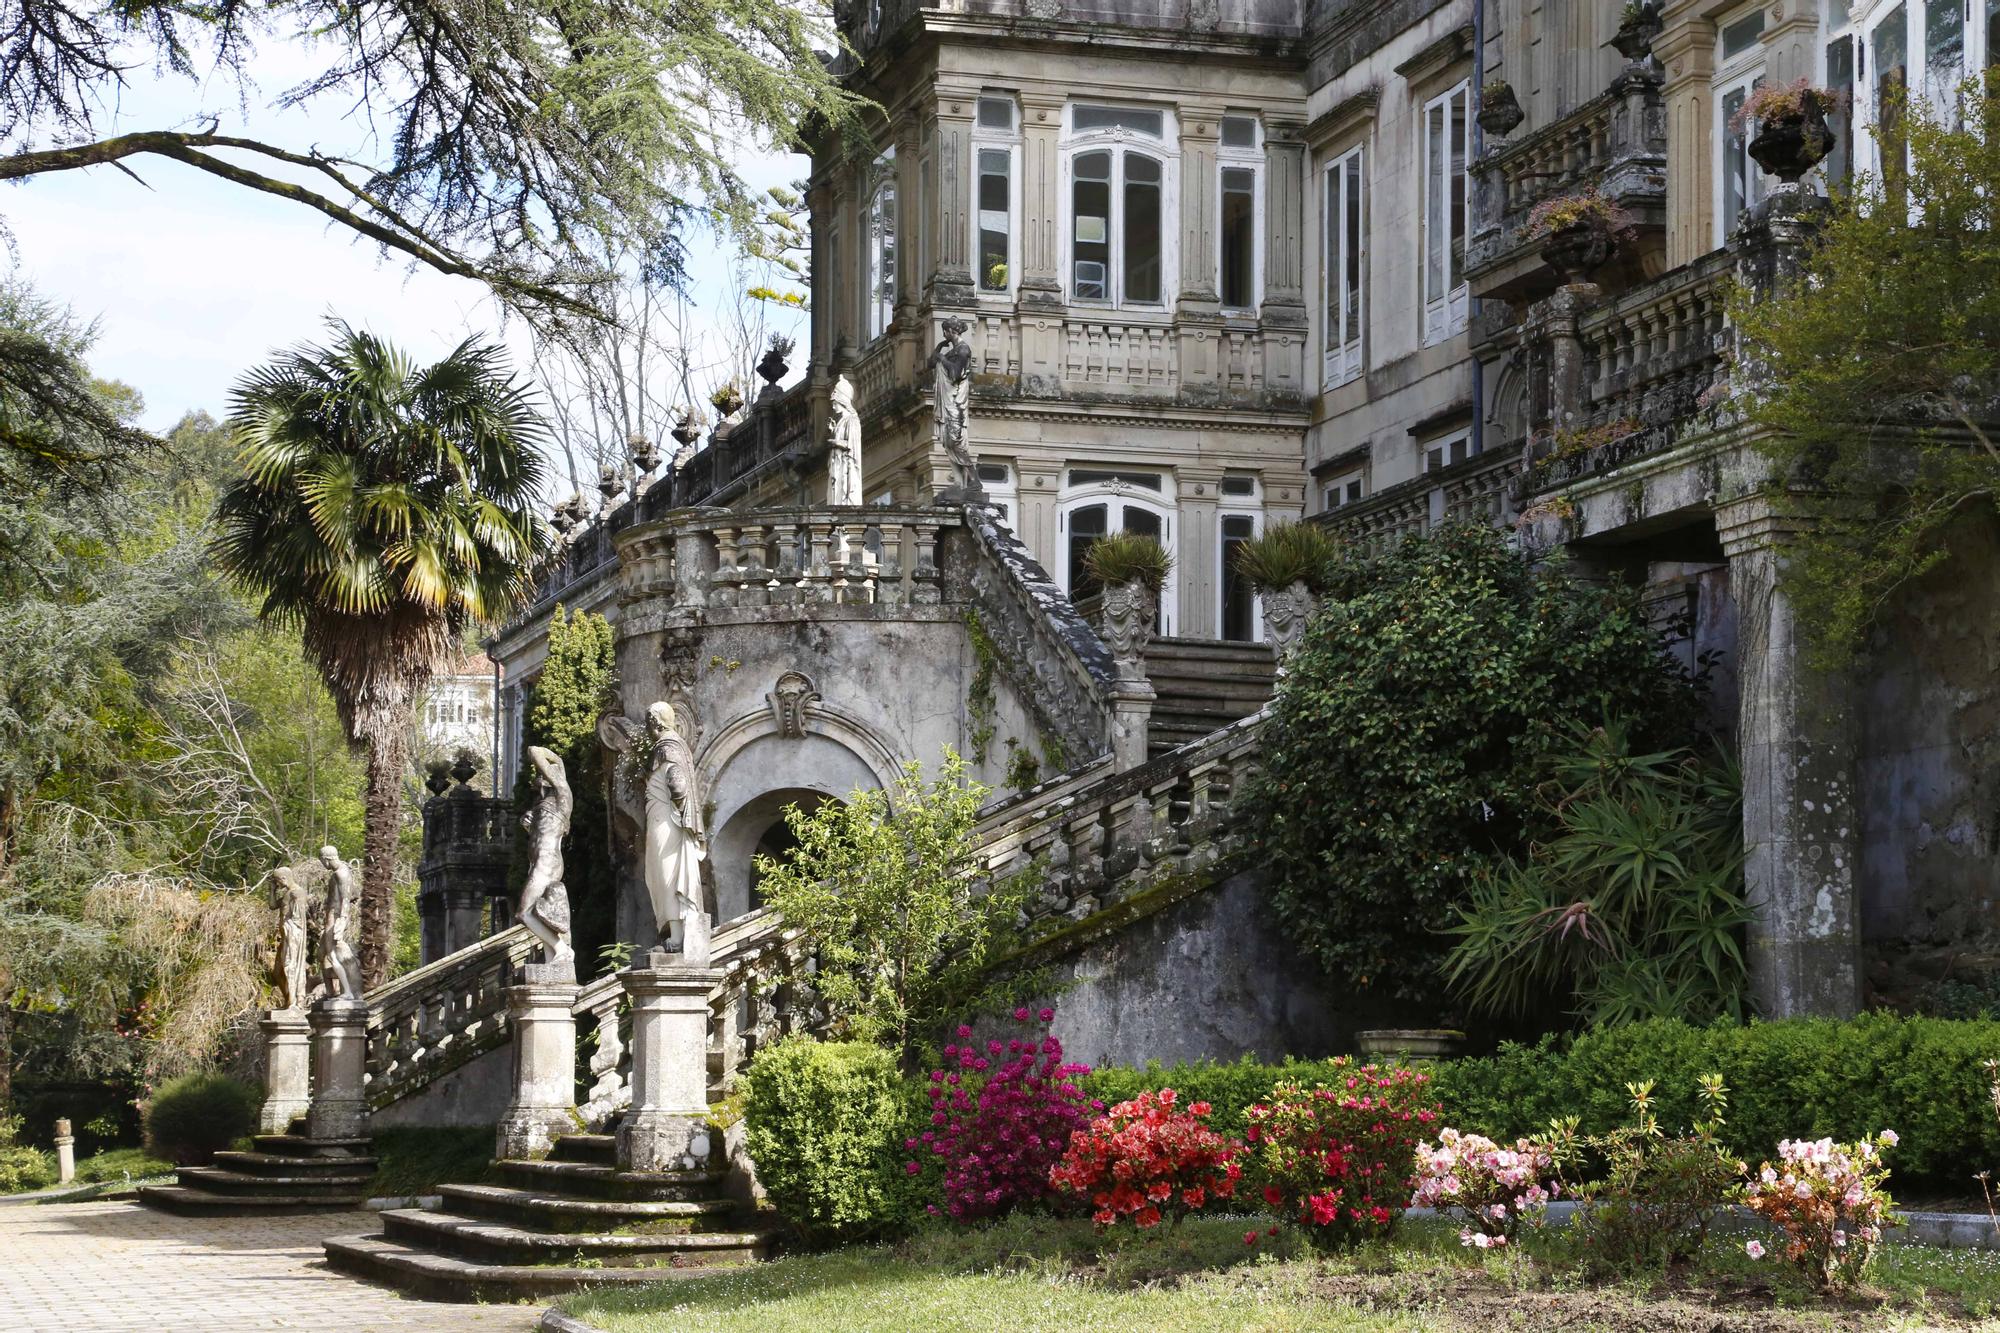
top-left (1217, 116), bottom-right (1263, 314)
top-left (976, 458), bottom-right (1019, 529)
top-left (1216, 483), bottom-right (1264, 642)
top-left (865, 149), bottom-right (898, 342)
top-left (1713, 4), bottom-right (1770, 240)
top-left (972, 96), bottom-right (1020, 299)
top-left (1844, 0), bottom-right (1988, 187)
top-left (1322, 144), bottom-right (1366, 388)
top-left (1055, 470), bottom-right (1179, 635)
top-left (1322, 469), bottom-right (1366, 512)
top-left (1060, 103), bottom-right (1179, 310)
top-left (1422, 428), bottom-right (1478, 474)
top-left (1420, 80), bottom-right (1470, 347)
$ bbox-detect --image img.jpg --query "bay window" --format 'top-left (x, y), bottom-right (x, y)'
top-left (1323, 145), bottom-right (1365, 387)
top-left (1421, 82), bottom-right (1469, 346)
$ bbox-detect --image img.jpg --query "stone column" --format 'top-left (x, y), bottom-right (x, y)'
top-left (53, 1118), bottom-right (74, 1184)
top-left (1176, 108), bottom-right (1225, 399)
top-left (443, 888), bottom-right (486, 956)
top-left (1259, 120), bottom-right (1310, 399)
top-left (1715, 497), bottom-right (1862, 1018)
top-left (307, 998), bottom-right (370, 1142)
top-left (617, 952), bottom-right (726, 1174)
top-left (1017, 91), bottom-right (1066, 395)
top-left (1109, 679), bottom-right (1156, 773)
top-left (259, 1008), bottom-right (313, 1135)
top-left (1522, 282), bottom-right (1600, 438)
top-left (931, 93), bottom-right (976, 306)
top-left (1653, 10), bottom-right (1717, 267)
top-left (496, 977), bottom-right (582, 1160)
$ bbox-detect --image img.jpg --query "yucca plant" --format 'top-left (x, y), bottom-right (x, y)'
top-left (1232, 521), bottom-right (1340, 593)
top-left (1443, 719), bottom-right (1749, 1026)
top-left (1082, 532), bottom-right (1172, 593)
top-left (211, 322), bottom-right (549, 987)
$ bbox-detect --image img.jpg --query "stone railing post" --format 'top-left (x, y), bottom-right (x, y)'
top-left (617, 950), bottom-right (727, 1173)
top-left (496, 974), bottom-right (581, 1160)
top-left (258, 1008), bottom-right (312, 1135)
top-left (1524, 282), bottom-right (1600, 439)
top-left (53, 1118), bottom-right (74, 1184)
top-left (307, 997), bottom-right (370, 1141)
top-left (1729, 185), bottom-right (1831, 395)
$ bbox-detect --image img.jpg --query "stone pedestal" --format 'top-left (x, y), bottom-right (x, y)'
top-left (307, 998), bottom-right (371, 1141)
top-left (617, 953), bottom-right (725, 1174)
top-left (1109, 679), bottom-right (1156, 773)
top-left (258, 1008), bottom-right (313, 1135)
top-left (495, 979), bottom-right (581, 1160)
top-left (53, 1118), bottom-right (73, 1184)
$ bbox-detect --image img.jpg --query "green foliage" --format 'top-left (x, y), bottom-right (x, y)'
top-left (755, 753), bottom-right (1025, 1059)
top-left (523, 606), bottom-right (617, 975)
top-left (1247, 525), bottom-right (1702, 1004)
top-left (0, 1113), bottom-right (55, 1192)
top-left (367, 1126), bottom-right (500, 1197)
top-left (1080, 1057), bottom-right (1378, 1144)
top-left (69, 1146), bottom-right (172, 1184)
top-left (1726, 78), bottom-right (2000, 664)
top-left (142, 1072), bottom-right (259, 1166)
top-left (1556, 1074), bottom-right (1741, 1273)
top-left (962, 610), bottom-right (998, 766)
top-left (1230, 521), bottom-right (1341, 593)
top-left (741, 1038), bottom-right (930, 1244)
top-left (1081, 532), bottom-right (1171, 593)
top-left (1444, 721), bottom-right (1750, 1026)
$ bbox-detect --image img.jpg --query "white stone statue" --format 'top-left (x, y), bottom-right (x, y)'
top-left (642, 701), bottom-right (711, 965)
top-left (827, 374), bottom-right (863, 506)
top-left (317, 846), bottom-right (364, 1001)
top-left (271, 865), bottom-right (310, 1012)
top-left (927, 317), bottom-right (978, 494)
top-left (519, 745), bottom-right (577, 981)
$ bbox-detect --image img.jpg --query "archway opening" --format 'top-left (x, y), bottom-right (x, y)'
top-left (746, 794), bottom-right (838, 909)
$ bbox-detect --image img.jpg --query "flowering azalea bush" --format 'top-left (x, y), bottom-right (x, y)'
top-left (1048, 1088), bottom-right (1244, 1231)
top-left (1410, 1128), bottom-right (1559, 1249)
top-left (1740, 1130), bottom-right (1900, 1288)
top-left (1244, 1063), bottom-right (1440, 1248)
top-left (906, 1007), bottom-right (1099, 1222)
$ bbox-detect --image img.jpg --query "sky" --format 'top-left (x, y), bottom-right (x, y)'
top-left (2, 39), bottom-right (805, 435)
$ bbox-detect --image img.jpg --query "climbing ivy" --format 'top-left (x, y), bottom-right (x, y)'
top-left (963, 609), bottom-right (999, 765)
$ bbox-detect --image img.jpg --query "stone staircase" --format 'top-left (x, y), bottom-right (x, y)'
top-left (323, 1131), bottom-right (777, 1302)
top-left (1144, 637), bottom-right (1276, 756)
top-left (137, 1134), bottom-right (376, 1215)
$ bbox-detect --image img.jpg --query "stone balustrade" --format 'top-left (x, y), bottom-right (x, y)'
top-left (1315, 444), bottom-right (1522, 553)
top-left (1059, 313), bottom-right (1180, 394)
top-left (364, 925), bottom-right (538, 1109)
top-left (1580, 250), bottom-right (1732, 431)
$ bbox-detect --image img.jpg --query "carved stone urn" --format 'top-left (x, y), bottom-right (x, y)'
top-left (1539, 220), bottom-right (1617, 284)
top-left (1260, 580), bottom-right (1319, 672)
top-left (1098, 580), bottom-right (1155, 683)
top-left (1749, 102), bottom-right (1838, 185)
top-left (1477, 82), bottom-right (1525, 139)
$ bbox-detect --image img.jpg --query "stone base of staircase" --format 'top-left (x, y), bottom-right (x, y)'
top-left (137, 1134), bottom-right (377, 1216)
top-left (323, 1132), bottom-right (778, 1303)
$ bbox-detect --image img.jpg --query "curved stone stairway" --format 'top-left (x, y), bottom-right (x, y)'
top-left (323, 1131), bottom-right (778, 1302)
top-left (137, 1134), bottom-right (377, 1215)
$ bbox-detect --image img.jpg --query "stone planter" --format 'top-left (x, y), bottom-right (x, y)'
top-left (1539, 220), bottom-right (1616, 284)
top-left (1609, 16), bottom-right (1660, 61)
top-left (1355, 1028), bottom-right (1466, 1060)
top-left (1477, 82), bottom-right (1524, 139)
top-left (1098, 579), bottom-right (1156, 683)
top-left (1749, 105), bottom-right (1837, 184)
top-left (1260, 580), bottom-right (1319, 671)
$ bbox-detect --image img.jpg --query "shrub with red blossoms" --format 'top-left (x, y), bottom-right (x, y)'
top-left (1048, 1088), bottom-right (1244, 1232)
top-left (1244, 1062), bottom-right (1440, 1248)
top-left (904, 1007), bottom-right (1100, 1222)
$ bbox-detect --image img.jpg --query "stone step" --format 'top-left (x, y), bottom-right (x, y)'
top-left (323, 1232), bottom-right (731, 1304)
top-left (176, 1166), bottom-right (374, 1199)
top-left (439, 1183), bottom-right (738, 1234)
top-left (548, 1134), bottom-right (617, 1167)
top-left (252, 1133), bottom-right (373, 1159)
top-left (135, 1184), bottom-right (362, 1217)
top-left (211, 1150), bottom-right (380, 1178)
top-left (495, 1158), bottom-right (727, 1202)
top-left (380, 1208), bottom-right (772, 1268)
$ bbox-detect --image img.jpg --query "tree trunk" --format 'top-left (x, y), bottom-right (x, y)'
top-left (0, 1005), bottom-right (13, 1113)
top-left (358, 726), bottom-right (411, 992)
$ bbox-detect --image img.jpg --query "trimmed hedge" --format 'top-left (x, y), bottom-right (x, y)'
top-left (143, 1073), bottom-right (260, 1166)
top-left (1083, 1015), bottom-right (2000, 1191)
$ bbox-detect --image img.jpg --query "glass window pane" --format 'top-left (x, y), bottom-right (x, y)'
top-left (1425, 104), bottom-right (1445, 301)
top-left (1343, 154), bottom-right (1363, 346)
top-left (1922, 0), bottom-right (1964, 118)
top-left (1721, 86), bottom-right (1749, 234)
top-left (1220, 166), bottom-right (1255, 309)
top-left (977, 96), bottom-right (1014, 130)
top-left (1220, 516), bottom-right (1255, 642)
top-left (1826, 35), bottom-right (1854, 186)
top-left (1075, 105), bottom-right (1165, 137)
top-left (978, 148), bottom-right (1010, 291)
top-left (1449, 91), bottom-right (1467, 291)
top-left (1875, 5), bottom-right (1909, 195)
top-left (1068, 504), bottom-right (1109, 600)
top-left (1722, 10), bottom-right (1767, 58)
top-left (1220, 116), bottom-right (1257, 148)
top-left (1124, 158), bottom-right (1162, 303)
top-left (1073, 152), bottom-right (1111, 299)
top-left (1323, 166), bottom-right (1338, 348)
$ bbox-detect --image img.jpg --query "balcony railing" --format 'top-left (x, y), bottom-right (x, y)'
top-left (1314, 443), bottom-right (1523, 552)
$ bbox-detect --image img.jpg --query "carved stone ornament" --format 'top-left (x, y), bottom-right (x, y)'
top-left (826, 374), bottom-right (863, 506)
top-left (1260, 580), bottom-right (1320, 674)
top-left (317, 846), bottom-right (364, 1001)
top-left (659, 627), bottom-right (700, 695)
top-left (518, 745), bottom-right (577, 982)
top-left (927, 317), bottom-right (979, 496)
top-left (769, 670), bottom-right (821, 739)
top-left (1099, 579), bottom-right (1155, 682)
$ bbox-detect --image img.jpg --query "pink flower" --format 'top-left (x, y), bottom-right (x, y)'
top-left (1745, 1239), bottom-right (1765, 1260)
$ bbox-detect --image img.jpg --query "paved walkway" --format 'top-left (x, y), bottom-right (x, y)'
top-left (0, 1199), bottom-right (540, 1332)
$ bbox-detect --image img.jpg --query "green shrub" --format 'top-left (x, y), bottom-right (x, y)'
top-left (0, 1115), bottom-right (56, 1193)
top-left (1232, 521), bottom-right (1341, 593)
top-left (143, 1072), bottom-right (260, 1166)
top-left (71, 1147), bottom-right (174, 1185)
top-left (1081, 532), bottom-right (1171, 592)
top-left (743, 1038), bottom-right (929, 1244)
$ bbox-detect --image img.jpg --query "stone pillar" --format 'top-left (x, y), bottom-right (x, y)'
top-left (618, 953), bottom-right (726, 1174)
top-left (496, 977), bottom-right (582, 1161)
top-left (1522, 282), bottom-right (1600, 438)
top-left (307, 998), bottom-right (370, 1142)
top-left (259, 1008), bottom-right (313, 1135)
top-left (931, 93), bottom-right (976, 305)
top-left (1109, 679), bottom-right (1156, 773)
top-left (1176, 109), bottom-right (1225, 399)
top-left (1259, 120), bottom-right (1310, 400)
top-left (53, 1119), bottom-right (74, 1184)
top-left (1653, 10), bottom-right (1717, 267)
top-left (1017, 91), bottom-right (1066, 395)
top-left (444, 888), bottom-right (486, 957)
top-left (1716, 497), bottom-right (1861, 1018)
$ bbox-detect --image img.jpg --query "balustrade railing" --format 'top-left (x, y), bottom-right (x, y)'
top-left (1061, 314), bottom-right (1178, 393)
top-left (1580, 250), bottom-right (1732, 430)
top-left (364, 925), bottom-right (537, 1109)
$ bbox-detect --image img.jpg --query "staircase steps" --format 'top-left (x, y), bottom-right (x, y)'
top-left (137, 1137), bottom-right (378, 1216)
top-left (1144, 637), bottom-right (1276, 757)
top-left (323, 1131), bottom-right (777, 1303)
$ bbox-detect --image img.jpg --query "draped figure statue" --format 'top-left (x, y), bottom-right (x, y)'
top-left (827, 374), bottom-right (863, 506)
top-left (642, 701), bottom-right (711, 965)
top-left (317, 846), bottom-right (364, 1000)
top-left (518, 745), bottom-right (577, 980)
top-left (271, 865), bottom-right (310, 1012)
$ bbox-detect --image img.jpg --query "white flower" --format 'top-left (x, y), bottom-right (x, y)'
top-left (1880, 1129), bottom-right (1900, 1147)
top-left (1745, 1240), bottom-right (1766, 1260)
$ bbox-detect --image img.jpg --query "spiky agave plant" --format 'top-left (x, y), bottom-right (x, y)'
top-left (211, 322), bottom-right (548, 987)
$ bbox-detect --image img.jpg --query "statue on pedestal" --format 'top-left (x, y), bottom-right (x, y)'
top-left (827, 374), bottom-right (863, 506)
top-left (927, 317), bottom-right (979, 496)
top-left (519, 745), bottom-right (576, 981)
top-left (641, 701), bottom-right (711, 965)
top-left (317, 847), bottom-right (363, 1000)
top-left (270, 865), bottom-right (310, 1012)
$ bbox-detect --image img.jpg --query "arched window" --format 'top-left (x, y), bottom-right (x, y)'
top-left (1057, 468), bottom-right (1177, 633)
top-left (866, 150), bottom-right (897, 341)
top-left (1063, 104), bottom-right (1175, 308)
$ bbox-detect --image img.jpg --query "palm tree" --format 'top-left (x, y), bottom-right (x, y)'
top-left (213, 323), bottom-right (548, 989)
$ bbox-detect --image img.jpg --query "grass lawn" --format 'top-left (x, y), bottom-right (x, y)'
top-left (561, 1214), bottom-right (2000, 1332)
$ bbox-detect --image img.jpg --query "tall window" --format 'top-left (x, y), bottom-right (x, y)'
top-left (1218, 473), bottom-right (1262, 642)
top-left (1218, 115), bottom-right (1261, 312)
top-left (1058, 468), bottom-right (1175, 632)
top-left (1824, 0), bottom-right (1856, 189)
top-left (1714, 5), bottom-right (1768, 238)
top-left (1066, 104), bottom-right (1173, 307)
top-left (1421, 82), bottom-right (1469, 346)
top-left (1851, 0), bottom-right (1989, 193)
top-left (866, 150), bottom-right (897, 341)
top-left (1322, 145), bottom-right (1365, 387)
top-left (973, 96), bottom-right (1017, 295)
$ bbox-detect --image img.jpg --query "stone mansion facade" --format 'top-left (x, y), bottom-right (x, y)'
top-left (479, 0), bottom-right (2000, 1024)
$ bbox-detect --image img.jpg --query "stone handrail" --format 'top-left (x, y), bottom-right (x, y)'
top-left (1580, 250), bottom-right (1733, 430)
top-left (1313, 444), bottom-right (1522, 553)
top-left (364, 924), bottom-right (538, 1109)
